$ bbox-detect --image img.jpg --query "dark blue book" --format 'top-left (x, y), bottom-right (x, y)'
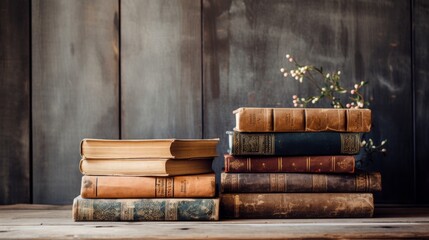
top-left (227, 131), bottom-right (361, 156)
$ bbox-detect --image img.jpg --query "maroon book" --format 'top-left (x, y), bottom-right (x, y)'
top-left (224, 154), bottom-right (355, 173)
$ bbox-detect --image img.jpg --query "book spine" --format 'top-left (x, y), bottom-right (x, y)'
top-left (234, 108), bottom-right (371, 132)
top-left (220, 193), bottom-right (374, 218)
top-left (228, 131), bottom-right (361, 156)
top-left (221, 172), bottom-right (381, 193)
top-left (224, 154), bottom-right (355, 173)
top-left (81, 174), bottom-right (216, 198)
top-left (73, 197), bottom-right (219, 221)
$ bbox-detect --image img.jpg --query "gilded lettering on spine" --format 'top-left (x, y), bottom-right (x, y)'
top-left (166, 178), bottom-right (174, 197)
top-left (155, 177), bottom-right (174, 197)
top-left (340, 133), bottom-right (360, 154)
top-left (234, 132), bottom-right (275, 155)
top-left (312, 175), bottom-right (327, 192)
top-left (355, 173), bottom-right (368, 192)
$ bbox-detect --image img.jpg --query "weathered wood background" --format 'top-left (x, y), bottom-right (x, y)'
top-left (0, 0), bottom-right (426, 204)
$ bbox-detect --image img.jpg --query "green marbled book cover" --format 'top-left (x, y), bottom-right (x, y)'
top-left (73, 196), bottom-right (219, 221)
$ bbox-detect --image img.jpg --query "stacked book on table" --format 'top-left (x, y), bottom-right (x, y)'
top-left (72, 138), bottom-right (220, 221)
top-left (220, 107), bottom-right (382, 218)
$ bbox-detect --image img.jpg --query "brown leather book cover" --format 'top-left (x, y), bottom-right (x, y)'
top-left (233, 107), bottom-right (371, 132)
top-left (220, 193), bottom-right (374, 218)
top-left (224, 154), bottom-right (355, 173)
top-left (221, 172), bottom-right (381, 193)
top-left (81, 173), bottom-right (216, 198)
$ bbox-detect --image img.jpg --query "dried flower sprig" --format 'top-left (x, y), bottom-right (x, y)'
top-left (357, 138), bottom-right (387, 168)
top-left (281, 53), bottom-right (387, 168)
top-left (281, 54), bottom-right (369, 109)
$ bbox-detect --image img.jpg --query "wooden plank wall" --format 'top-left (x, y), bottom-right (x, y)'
top-left (31, 0), bottom-right (119, 204)
top-left (121, 0), bottom-right (202, 139)
top-left (0, 0), bottom-right (427, 204)
top-left (415, 0), bottom-right (429, 204)
top-left (0, 0), bottom-right (30, 204)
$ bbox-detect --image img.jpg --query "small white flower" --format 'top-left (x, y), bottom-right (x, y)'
top-left (337, 71), bottom-right (341, 75)
top-left (293, 103), bottom-right (298, 107)
top-left (286, 54), bottom-right (290, 58)
top-left (283, 72), bottom-right (288, 77)
top-left (351, 90), bottom-right (355, 94)
top-left (381, 148), bottom-right (387, 152)
top-left (299, 77), bottom-right (303, 83)
top-left (293, 100), bottom-right (297, 104)
top-left (289, 57), bottom-right (293, 62)
top-left (360, 140), bottom-right (366, 147)
top-left (361, 81), bottom-right (365, 85)
top-left (326, 73), bottom-right (330, 78)
top-left (280, 68), bottom-right (285, 72)
top-left (346, 103), bottom-right (351, 108)
top-left (321, 87), bottom-right (326, 91)
top-left (358, 102), bottom-right (364, 108)
top-left (301, 98), bottom-right (305, 101)
top-left (292, 95), bottom-right (298, 100)
top-left (330, 85), bottom-right (334, 89)
top-left (354, 84), bottom-right (359, 89)
top-left (295, 76), bottom-right (299, 80)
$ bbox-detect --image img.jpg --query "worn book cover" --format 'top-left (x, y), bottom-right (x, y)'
top-left (234, 107), bottom-right (371, 132)
top-left (220, 193), bottom-right (374, 218)
top-left (73, 196), bottom-right (219, 221)
top-left (81, 173), bottom-right (216, 198)
top-left (228, 131), bottom-right (361, 156)
top-left (224, 154), bottom-right (355, 173)
top-left (221, 172), bottom-right (381, 193)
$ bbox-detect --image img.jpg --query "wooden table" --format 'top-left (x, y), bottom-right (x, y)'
top-left (1, 205), bottom-right (429, 239)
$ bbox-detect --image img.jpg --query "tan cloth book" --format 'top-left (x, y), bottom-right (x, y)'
top-left (81, 173), bottom-right (216, 198)
top-left (81, 138), bottom-right (219, 159)
top-left (79, 158), bottom-right (214, 176)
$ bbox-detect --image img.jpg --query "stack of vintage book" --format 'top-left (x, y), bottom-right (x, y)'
top-left (72, 138), bottom-right (220, 221)
top-left (220, 107), bottom-right (382, 218)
